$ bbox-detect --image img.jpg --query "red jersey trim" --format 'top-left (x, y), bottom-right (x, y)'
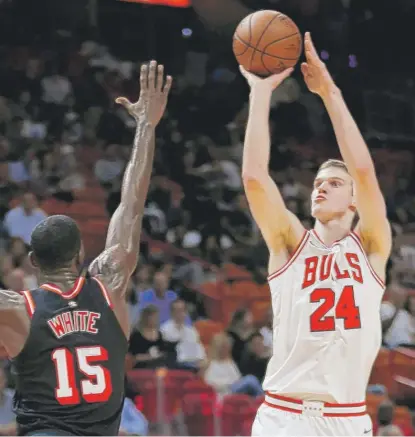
top-left (21, 290), bottom-right (35, 318)
top-left (350, 231), bottom-right (385, 289)
top-left (268, 231), bottom-right (310, 282)
top-left (93, 277), bottom-right (114, 309)
top-left (264, 392), bottom-right (367, 417)
top-left (41, 276), bottom-right (86, 300)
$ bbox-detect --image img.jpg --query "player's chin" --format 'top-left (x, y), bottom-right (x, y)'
top-left (311, 204), bottom-right (323, 218)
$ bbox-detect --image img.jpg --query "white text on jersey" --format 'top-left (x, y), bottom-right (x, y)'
top-left (47, 311), bottom-right (101, 339)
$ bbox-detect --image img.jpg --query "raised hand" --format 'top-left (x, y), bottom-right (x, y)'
top-left (116, 60), bottom-right (172, 126)
top-left (239, 65), bottom-right (293, 93)
top-left (301, 32), bottom-right (335, 97)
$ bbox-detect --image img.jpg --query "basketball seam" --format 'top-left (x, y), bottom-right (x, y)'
top-left (233, 36), bottom-right (251, 57)
top-left (262, 31), bottom-right (302, 58)
top-left (233, 15), bottom-right (252, 57)
top-left (249, 12), bottom-right (281, 70)
top-left (234, 34), bottom-right (300, 61)
top-left (260, 51), bottom-right (276, 75)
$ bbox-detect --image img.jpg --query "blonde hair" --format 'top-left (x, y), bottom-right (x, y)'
top-left (318, 159), bottom-right (349, 174)
top-left (208, 332), bottom-right (232, 361)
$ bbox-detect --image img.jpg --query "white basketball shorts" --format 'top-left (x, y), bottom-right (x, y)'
top-left (252, 393), bottom-right (373, 436)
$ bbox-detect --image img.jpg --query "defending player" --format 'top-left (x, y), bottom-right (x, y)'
top-left (0, 60), bottom-right (171, 436)
top-left (241, 32), bottom-right (391, 436)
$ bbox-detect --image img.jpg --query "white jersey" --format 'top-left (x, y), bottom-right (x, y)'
top-left (263, 229), bottom-right (384, 404)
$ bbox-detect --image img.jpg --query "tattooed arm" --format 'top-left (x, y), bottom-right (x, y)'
top-left (89, 61), bottom-right (172, 303)
top-left (0, 289), bottom-right (26, 311)
top-left (0, 289), bottom-right (30, 357)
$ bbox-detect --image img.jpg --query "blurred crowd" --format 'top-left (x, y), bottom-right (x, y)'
top-left (0, 0), bottom-right (414, 435)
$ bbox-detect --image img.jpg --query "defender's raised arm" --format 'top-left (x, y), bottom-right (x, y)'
top-left (89, 61), bottom-right (172, 298)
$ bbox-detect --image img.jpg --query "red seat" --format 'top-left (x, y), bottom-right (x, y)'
top-left (136, 379), bottom-right (179, 424)
top-left (127, 369), bottom-right (156, 391)
top-left (369, 348), bottom-right (393, 391)
top-left (182, 393), bottom-right (216, 436)
top-left (41, 198), bottom-right (68, 215)
top-left (220, 395), bottom-right (254, 436)
top-left (165, 369), bottom-right (197, 400)
top-left (68, 201), bottom-right (107, 219)
top-left (183, 379), bottom-right (217, 398)
top-left (194, 320), bottom-right (224, 349)
top-left (391, 348), bottom-right (415, 380)
top-left (393, 376), bottom-right (415, 403)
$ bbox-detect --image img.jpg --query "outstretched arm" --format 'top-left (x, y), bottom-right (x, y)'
top-left (89, 61), bottom-right (172, 297)
top-left (240, 66), bottom-right (304, 257)
top-left (301, 32), bottom-right (391, 261)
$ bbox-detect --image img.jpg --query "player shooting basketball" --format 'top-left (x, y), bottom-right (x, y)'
top-left (241, 32), bottom-right (391, 436)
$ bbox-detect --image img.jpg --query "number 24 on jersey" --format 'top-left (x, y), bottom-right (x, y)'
top-left (310, 285), bottom-right (361, 332)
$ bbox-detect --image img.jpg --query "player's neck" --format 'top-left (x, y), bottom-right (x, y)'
top-left (39, 267), bottom-right (79, 289)
top-left (313, 219), bottom-right (351, 247)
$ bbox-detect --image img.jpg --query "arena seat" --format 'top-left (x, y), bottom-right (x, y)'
top-left (391, 347), bottom-right (415, 380)
top-left (222, 263), bottom-right (253, 280)
top-left (369, 348), bottom-right (394, 391)
top-left (194, 320), bottom-right (224, 349)
top-left (73, 187), bottom-right (107, 201)
top-left (182, 393), bottom-right (215, 436)
top-left (393, 405), bottom-right (412, 430)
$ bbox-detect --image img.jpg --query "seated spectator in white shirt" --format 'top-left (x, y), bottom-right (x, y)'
top-left (380, 284), bottom-right (415, 348)
top-left (3, 192), bottom-right (47, 245)
top-left (203, 333), bottom-right (263, 398)
top-left (161, 299), bottom-right (205, 369)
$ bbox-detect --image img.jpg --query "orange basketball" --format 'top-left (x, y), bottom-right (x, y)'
top-left (233, 10), bottom-right (302, 76)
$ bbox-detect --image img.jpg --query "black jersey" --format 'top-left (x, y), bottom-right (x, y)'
top-left (13, 274), bottom-right (128, 436)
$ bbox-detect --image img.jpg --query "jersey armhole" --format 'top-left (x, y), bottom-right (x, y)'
top-left (350, 231), bottom-right (386, 289)
top-left (20, 290), bottom-right (36, 318)
top-left (268, 230), bottom-right (309, 282)
top-left (92, 277), bottom-right (114, 309)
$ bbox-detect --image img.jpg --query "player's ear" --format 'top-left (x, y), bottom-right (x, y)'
top-left (28, 251), bottom-right (38, 269)
top-left (76, 243), bottom-right (85, 268)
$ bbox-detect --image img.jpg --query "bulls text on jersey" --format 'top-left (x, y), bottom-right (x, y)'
top-left (302, 252), bottom-right (363, 289)
top-left (48, 310), bottom-right (101, 339)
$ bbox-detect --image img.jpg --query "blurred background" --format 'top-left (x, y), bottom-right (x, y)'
top-left (0, 0), bottom-right (414, 435)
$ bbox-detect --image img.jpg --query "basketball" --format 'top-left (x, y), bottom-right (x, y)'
top-left (233, 10), bottom-right (302, 76)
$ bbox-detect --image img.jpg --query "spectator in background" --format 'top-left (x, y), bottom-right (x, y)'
top-left (227, 308), bottom-right (255, 368)
top-left (119, 398), bottom-right (149, 436)
top-left (240, 332), bottom-right (270, 382)
top-left (94, 143), bottom-right (124, 189)
top-left (259, 308), bottom-right (273, 350)
top-left (3, 268), bottom-right (25, 292)
top-left (128, 305), bottom-right (169, 369)
top-left (0, 160), bottom-right (19, 220)
top-left (381, 284), bottom-right (415, 348)
top-left (0, 365), bottom-right (16, 436)
top-left (203, 333), bottom-right (263, 398)
top-left (138, 269), bottom-right (191, 325)
top-left (161, 299), bottom-right (206, 370)
top-left (376, 425), bottom-right (404, 436)
top-left (3, 191), bottom-right (47, 245)
top-left (41, 67), bottom-right (72, 106)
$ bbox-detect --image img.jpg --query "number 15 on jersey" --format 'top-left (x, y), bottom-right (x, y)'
top-left (52, 346), bottom-right (113, 405)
